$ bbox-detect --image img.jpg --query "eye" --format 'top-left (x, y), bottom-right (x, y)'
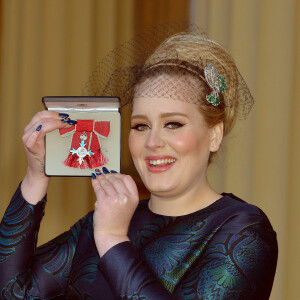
top-left (131, 123), bottom-right (150, 131)
top-left (165, 122), bottom-right (184, 129)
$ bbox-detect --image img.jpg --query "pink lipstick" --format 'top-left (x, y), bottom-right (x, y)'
top-left (145, 156), bottom-right (176, 173)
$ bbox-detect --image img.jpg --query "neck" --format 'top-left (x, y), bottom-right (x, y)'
top-left (148, 177), bottom-right (221, 216)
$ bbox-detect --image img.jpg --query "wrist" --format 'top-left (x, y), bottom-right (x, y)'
top-left (26, 163), bottom-right (48, 180)
top-left (94, 234), bottom-right (129, 257)
top-left (21, 169), bottom-right (50, 205)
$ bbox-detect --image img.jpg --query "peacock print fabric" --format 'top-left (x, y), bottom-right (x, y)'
top-left (0, 185), bottom-right (277, 299)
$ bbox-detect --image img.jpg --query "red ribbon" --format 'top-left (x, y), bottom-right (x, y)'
top-left (59, 120), bottom-right (110, 169)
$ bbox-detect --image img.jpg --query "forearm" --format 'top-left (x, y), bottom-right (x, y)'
top-left (95, 234), bottom-right (130, 257)
top-left (97, 229), bottom-right (277, 300)
top-left (21, 168), bottom-right (49, 205)
top-left (0, 184), bottom-right (46, 291)
top-left (99, 242), bottom-right (175, 299)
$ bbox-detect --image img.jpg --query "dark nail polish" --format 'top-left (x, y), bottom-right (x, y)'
top-left (67, 119), bottom-right (78, 125)
top-left (102, 167), bottom-right (110, 174)
top-left (61, 118), bottom-right (70, 123)
top-left (91, 173), bottom-right (96, 180)
top-left (59, 113), bottom-right (69, 118)
top-left (111, 170), bottom-right (118, 174)
top-left (95, 169), bottom-right (102, 175)
top-left (36, 125), bottom-right (42, 131)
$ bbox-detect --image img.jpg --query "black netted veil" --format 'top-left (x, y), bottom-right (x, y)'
top-left (82, 23), bottom-right (254, 126)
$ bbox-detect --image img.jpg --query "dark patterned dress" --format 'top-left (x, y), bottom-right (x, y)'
top-left (0, 184), bottom-right (277, 299)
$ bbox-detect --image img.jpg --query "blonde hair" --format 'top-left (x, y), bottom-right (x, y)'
top-left (141, 32), bottom-right (253, 136)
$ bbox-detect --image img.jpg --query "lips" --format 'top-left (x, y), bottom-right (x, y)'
top-left (145, 156), bottom-right (176, 173)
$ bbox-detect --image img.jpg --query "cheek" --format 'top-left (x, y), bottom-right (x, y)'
top-left (171, 131), bottom-right (208, 155)
top-left (128, 132), bottom-right (135, 157)
top-left (128, 132), bottom-right (142, 159)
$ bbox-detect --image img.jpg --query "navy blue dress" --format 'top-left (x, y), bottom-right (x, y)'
top-left (0, 185), bottom-right (277, 299)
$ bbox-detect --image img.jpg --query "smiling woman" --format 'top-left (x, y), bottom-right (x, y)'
top-left (129, 96), bottom-right (221, 216)
top-left (0, 27), bottom-right (277, 299)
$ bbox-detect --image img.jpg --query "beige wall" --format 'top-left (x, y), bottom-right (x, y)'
top-left (0, 0), bottom-right (189, 240)
top-left (192, 1), bottom-right (300, 299)
top-left (0, 0), bottom-right (299, 299)
top-left (0, 0), bottom-right (136, 243)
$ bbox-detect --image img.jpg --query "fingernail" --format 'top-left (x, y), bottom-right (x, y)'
top-left (95, 169), bottom-right (102, 175)
top-left (111, 170), bottom-right (118, 173)
top-left (61, 118), bottom-right (70, 123)
top-left (59, 113), bottom-right (69, 118)
top-left (91, 173), bottom-right (96, 180)
top-left (36, 125), bottom-right (42, 131)
top-left (102, 167), bottom-right (110, 174)
top-left (67, 119), bottom-right (77, 125)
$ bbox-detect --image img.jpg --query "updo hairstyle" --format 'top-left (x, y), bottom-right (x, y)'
top-left (134, 32), bottom-right (253, 137)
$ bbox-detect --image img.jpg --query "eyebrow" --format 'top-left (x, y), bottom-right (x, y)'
top-left (131, 112), bottom-right (189, 120)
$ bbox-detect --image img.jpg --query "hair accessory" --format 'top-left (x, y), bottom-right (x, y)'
top-left (204, 64), bottom-right (227, 106)
top-left (82, 22), bottom-right (254, 126)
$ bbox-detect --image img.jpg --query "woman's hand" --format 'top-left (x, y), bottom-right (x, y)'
top-left (21, 111), bottom-right (74, 204)
top-left (92, 168), bottom-right (139, 256)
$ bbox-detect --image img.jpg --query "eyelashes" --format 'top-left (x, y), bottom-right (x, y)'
top-left (165, 122), bottom-right (184, 129)
top-left (131, 124), bottom-right (149, 131)
top-left (131, 122), bottom-right (185, 131)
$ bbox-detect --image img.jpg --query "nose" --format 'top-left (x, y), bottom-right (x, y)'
top-left (145, 129), bottom-right (165, 150)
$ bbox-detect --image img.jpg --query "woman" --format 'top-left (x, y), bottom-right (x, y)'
top-left (0, 31), bottom-right (277, 299)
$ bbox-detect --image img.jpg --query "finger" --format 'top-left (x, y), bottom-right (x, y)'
top-left (98, 176), bottom-right (118, 197)
top-left (23, 118), bottom-right (73, 143)
top-left (105, 175), bottom-right (130, 195)
top-left (91, 178), bottom-right (106, 205)
top-left (24, 111), bottom-right (63, 133)
top-left (23, 125), bottom-right (44, 151)
top-left (35, 118), bottom-right (73, 135)
top-left (94, 168), bottom-right (118, 176)
top-left (122, 175), bottom-right (139, 198)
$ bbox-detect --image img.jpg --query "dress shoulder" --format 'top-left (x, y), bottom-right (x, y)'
top-left (212, 194), bottom-right (276, 238)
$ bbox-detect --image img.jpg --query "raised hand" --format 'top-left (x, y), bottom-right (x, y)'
top-left (92, 167), bottom-right (139, 256)
top-left (21, 111), bottom-right (76, 204)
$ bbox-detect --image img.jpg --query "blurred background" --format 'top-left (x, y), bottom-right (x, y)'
top-left (0, 0), bottom-right (299, 299)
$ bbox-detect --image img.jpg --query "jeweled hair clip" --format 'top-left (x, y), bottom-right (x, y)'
top-left (204, 64), bottom-right (227, 106)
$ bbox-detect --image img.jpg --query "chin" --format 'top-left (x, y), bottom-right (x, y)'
top-left (144, 180), bottom-right (177, 195)
top-left (136, 163), bottom-right (181, 195)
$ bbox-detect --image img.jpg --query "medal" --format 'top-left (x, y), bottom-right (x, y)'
top-left (59, 120), bottom-right (110, 169)
top-left (69, 131), bottom-right (94, 165)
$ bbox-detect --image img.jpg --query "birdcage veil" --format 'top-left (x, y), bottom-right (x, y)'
top-left (82, 22), bottom-right (254, 134)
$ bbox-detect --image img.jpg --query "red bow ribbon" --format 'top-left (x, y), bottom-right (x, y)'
top-left (59, 120), bottom-right (110, 169)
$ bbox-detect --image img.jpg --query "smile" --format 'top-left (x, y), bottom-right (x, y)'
top-left (149, 158), bottom-right (176, 166)
top-left (145, 156), bottom-right (176, 173)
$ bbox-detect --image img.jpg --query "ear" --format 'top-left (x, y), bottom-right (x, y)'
top-left (209, 122), bottom-right (223, 152)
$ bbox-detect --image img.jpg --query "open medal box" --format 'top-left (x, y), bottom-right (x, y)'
top-left (43, 96), bottom-right (121, 176)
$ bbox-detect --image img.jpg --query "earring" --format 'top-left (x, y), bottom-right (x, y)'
top-left (213, 145), bottom-right (217, 148)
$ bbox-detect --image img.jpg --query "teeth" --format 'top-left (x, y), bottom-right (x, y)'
top-left (149, 158), bottom-right (176, 166)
